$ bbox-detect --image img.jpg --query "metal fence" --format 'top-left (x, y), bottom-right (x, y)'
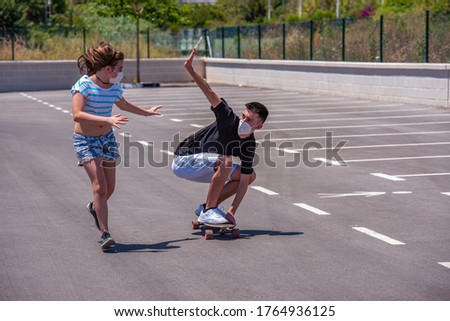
top-left (1, 11), bottom-right (448, 63)
top-left (206, 11), bottom-right (449, 63)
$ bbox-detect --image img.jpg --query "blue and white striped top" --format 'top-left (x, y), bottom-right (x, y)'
top-left (71, 75), bottom-right (123, 117)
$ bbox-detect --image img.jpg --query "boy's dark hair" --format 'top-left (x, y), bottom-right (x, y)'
top-left (245, 102), bottom-right (269, 123)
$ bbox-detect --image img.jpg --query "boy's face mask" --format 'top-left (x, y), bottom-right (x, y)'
top-left (238, 119), bottom-right (252, 136)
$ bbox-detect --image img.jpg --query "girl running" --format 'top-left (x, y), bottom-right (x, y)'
top-left (72, 41), bottom-right (162, 250)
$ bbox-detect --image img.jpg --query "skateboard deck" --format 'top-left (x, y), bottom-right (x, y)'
top-left (192, 219), bottom-right (240, 239)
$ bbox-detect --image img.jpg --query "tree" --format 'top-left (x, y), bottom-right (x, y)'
top-left (0, 0), bottom-right (70, 28)
top-left (92, 0), bottom-right (184, 82)
top-left (0, 0), bottom-right (25, 28)
top-left (180, 3), bottom-right (225, 28)
top-left (215, 0), bottom-right (268, 25)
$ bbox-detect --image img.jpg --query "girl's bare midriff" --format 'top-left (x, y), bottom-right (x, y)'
top-left (74, 122), bottom-right (112, 137)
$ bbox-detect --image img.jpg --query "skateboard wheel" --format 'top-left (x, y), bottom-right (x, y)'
top-left (192, 220), bottom-right (200, 230)
top-left (232, 228), bottom-right (240, 238)
top-left (205, 229), bottom-right (214, 240)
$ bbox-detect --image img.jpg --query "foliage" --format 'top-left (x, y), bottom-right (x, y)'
top-left (0, 0), bottom-right (25, 27)
top-left (1, 0), bottom-right (448, 30)
top-left (179, 3), bottom-right (225, 28)
top-left (92, 0), bottom-right (185, 31)
top-left (0, 0), bottom-right (448, 62)
top-left (0, 0), bottom-right (68, 27)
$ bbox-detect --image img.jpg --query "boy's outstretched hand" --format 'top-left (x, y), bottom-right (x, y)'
top-left (184, 48), bottom-right (196, 71)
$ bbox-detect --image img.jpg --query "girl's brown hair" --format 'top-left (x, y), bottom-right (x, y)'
top-left (77, 42), bottom-right (124, 76)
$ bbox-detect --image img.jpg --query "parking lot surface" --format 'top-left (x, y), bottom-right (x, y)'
top-left (1, 84), bottom-right (449, 300)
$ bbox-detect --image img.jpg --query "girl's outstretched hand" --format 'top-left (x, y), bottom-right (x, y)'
top-left (108, 114), bottom-right (129, 129)
top-left (148, 105), bottom-right (163, 116)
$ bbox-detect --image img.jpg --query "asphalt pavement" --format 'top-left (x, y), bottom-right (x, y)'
top-left (1, 84), bottom-right (450, 301)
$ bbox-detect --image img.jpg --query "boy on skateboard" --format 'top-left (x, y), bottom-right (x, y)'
top-left (172, 48), bottom-right (269, 225)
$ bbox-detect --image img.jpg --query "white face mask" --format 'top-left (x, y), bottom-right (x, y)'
top-left (109, 71), bottom-right (124, 84)
top-left (238, 119), bottom-right (252, 136)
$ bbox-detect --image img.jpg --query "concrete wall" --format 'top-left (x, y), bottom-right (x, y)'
top-left (204, 58), bottom-right (450, 108)
top-left (2, 57), bottom-right (449, 108)
top-left (0, 58), bottom-right (203, 92)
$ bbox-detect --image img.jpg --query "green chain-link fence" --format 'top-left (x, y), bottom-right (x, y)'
top-left (1, 11), bottom-right (448, 63)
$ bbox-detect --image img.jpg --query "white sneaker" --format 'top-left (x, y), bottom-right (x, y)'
top-left (195, 203), bottom-right (205, 216)
top-left (198, 208), bottom-right (229, 224)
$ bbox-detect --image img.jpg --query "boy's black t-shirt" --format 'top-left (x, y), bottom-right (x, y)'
top-left (174, 98), bottom-right (256, 175)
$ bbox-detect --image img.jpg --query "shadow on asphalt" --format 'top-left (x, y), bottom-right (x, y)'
top-left (192, 229), bottom-right (304, 241)
top-left (104, 230), bottom-right (304, 251)
top-left (103, 237), bottom-right (198, 253)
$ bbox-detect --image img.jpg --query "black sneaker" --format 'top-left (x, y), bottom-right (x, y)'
top-left (100, 232), bottom-right (115, 250)
top-left (87, 202), bottom-right (100, 230)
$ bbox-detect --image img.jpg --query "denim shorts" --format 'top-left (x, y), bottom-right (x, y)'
top-left (172, 153), bottom-right (238, 183)
top-left (73, 131), bottom-right (119, 164)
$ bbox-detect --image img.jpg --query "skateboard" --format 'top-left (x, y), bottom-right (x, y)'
top-left (192, 219), bottom-right (240, 240)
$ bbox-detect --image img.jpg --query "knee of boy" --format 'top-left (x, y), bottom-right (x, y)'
top-left (217, 156), bottom-right (233, 171)
top-left (250, 171), bottom-right (257, 184)
top-left (224, 157), bottom-right (233, 169)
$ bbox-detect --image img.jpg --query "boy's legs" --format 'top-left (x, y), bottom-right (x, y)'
top-left (172, 153), bottom-right (240, 223)
top-left (205, 156), bottom-right (233, 209)
top-left (172, 154), bottom-right (254, 206)
top-left (217, 168), bottom-right (256, 205)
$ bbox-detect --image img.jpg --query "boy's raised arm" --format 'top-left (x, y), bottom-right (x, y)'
top-left (184, 48), bottom-right (222, 108)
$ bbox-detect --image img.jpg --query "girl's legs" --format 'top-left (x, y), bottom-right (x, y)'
top-left (102, 160), bottom-right (117, 200)
top-left (83, 158), bottom-right (116, 234)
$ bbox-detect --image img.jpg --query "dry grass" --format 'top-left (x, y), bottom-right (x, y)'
top-left (1, 13), bottom-right (448, 63)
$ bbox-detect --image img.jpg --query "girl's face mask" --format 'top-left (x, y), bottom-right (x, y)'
top-left (109, 71), bottom-right (124, 84)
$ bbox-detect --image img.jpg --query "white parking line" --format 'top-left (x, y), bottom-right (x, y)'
top-left (251, 186), bottom-right (279, 196)
top-left (372, 172), bottom-right (450, 181)
top-left (119, 132), bottom-right (132, 138)
top-left (180, 107), bottom-right (430, 122)
top-left (399, 173), bottom-right (450, 178)
top-left (352, 227), bottom-right (405, 245)
top-left (371, 173), bottom-right (406, 181)
top-left (285, 142), bottom-right (450, 152)
top-left (137, 141), bottom-right (151, 147)
top-left (190, 124), bottom-right (203, 128)
top-left (162, 102), bottom-right (396, 117)
top-left (441, 192), bottom-right (450, 197)
top-left (160, 150), bottom-right (174, 156)
top-left (170, 118), bottom-right (183, 122)
top-left (345, 155), bottom-right (450, 164)
top-left (314, 158), bottom-right (344, 166)
top-left (293, 203), bottom-right (330, 215)
top-left (438, 262), bottom-right (450, 269)
top-left (263, 130), bottom-right (450, 142)
top-left (266, 113), bottom-right (450, 124)
top-left (275, 147), bottom-right (299, 154)
top-left (259, 121), bottom-right (450, 133)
